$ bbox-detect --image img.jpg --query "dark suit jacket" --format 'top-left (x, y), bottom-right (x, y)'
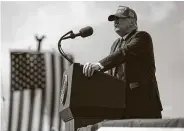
top-left (99, 30), bottom-right (163, 118)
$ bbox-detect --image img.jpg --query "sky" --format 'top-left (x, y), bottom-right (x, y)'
top-left (1, 1), bottom-right (184, 130)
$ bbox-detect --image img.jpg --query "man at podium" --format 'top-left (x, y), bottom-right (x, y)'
top-left (83, 5), bottom-right (163, 119)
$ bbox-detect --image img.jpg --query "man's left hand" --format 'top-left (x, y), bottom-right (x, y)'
top-left (83, 63), bottom-right (102, 77)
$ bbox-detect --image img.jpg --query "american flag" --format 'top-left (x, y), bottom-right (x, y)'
top-left (8, 50), bottom-right (73, 131)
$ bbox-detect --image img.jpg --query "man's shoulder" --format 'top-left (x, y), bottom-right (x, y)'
top-left (135, 30), bottom-right (152, 39)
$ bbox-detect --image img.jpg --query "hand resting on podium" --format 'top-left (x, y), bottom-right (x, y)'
top-left (83, 62), bottom-right (104, 77)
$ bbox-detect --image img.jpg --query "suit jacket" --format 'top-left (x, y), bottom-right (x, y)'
top-left (99, 30), bottom-right (163, 118)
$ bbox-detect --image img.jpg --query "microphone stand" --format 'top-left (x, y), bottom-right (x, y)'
top-left (58, 31), bottom-right (74, 64)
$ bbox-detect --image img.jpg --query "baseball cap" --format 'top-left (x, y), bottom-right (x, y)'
top-left (108, 6), bottom-right (137, 21)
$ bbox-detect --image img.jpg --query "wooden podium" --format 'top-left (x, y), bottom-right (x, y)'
top-left (59, 63), bottom-right (126, 131)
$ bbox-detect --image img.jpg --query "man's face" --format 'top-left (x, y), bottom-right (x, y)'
top-left (114, 17), bottom-right (130, 36)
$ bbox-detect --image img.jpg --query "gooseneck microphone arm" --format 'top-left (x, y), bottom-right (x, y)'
top-left (58, 31), bottom-right (74, 64)
top-left (58, 26), bottom-right (93, 64)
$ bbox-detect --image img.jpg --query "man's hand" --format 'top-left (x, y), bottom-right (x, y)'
top-left (83, 63), bottom-right (103, 77)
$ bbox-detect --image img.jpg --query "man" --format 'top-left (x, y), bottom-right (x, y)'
top-left (83, 6), bottom-right (163, 119)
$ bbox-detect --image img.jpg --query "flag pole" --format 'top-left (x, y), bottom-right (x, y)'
top-left (34, 35), bottom-right (47, 131)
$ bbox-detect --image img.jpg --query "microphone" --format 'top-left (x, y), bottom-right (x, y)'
top-left (62, 26), bottom-right (93, 40)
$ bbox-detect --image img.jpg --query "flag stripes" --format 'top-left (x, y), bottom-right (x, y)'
top-left (50, 54), bottom-right (56, 131)
top-left (16, 90), bottom-right (24, 131)
top-left (7, 50), bottom-right (73, 131)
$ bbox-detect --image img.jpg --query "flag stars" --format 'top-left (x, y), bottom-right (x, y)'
top-left (26, 60), bottom-right (30, 65)
top-left (19, 55), bottom-right (22, 59)
top-left (30, 57), bottom-right (34, 61)
top-left (37, 57), bottom-right (41, 62)
top-left (15, 64), bottom-right (19, 68)
top-left (22, 69), bottom-right (26, 74)
top-left (15, 77), bottom-right (19, 82)
top-left (15, 58), bottom-right (19, 62)
top-left (19, 80), bottom-right (23, 85)
top-left (11, 53), bottom-right (46, 90)
top-left (15, 71), bottom-right (19, 75)
top-left (12, 55), bottom-right (15, 59)
top-left (26, 85), bottom-right (30, 89)
top-left (34, 71), bottom-right (38, 76)
top-left (26, 78), bottom-right (30, 82)
top-left (19, 86), bottom-right (23, 90)
top-left (12, 67), bottom-right (15, 71)
top-left (12, 80), bottom-right (15, 85)
top-left (30, 75), bottom-right (34, 79)
top-left (34, 60), bottom-right (37, 64)
top-left (26, 54), bottom-right (30, 58)
top-left (30, 68), bottom-right (34, 73)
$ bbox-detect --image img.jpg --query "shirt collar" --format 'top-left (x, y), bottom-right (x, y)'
top-left (123, 33), bottom-right (130, 40)
top-left (122, 29), bottom-right (137, 41)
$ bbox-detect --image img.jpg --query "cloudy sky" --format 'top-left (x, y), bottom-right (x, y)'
top-left (1, 1), bottom-right (184, 129)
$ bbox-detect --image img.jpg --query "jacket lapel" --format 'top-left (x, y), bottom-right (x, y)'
top-left (113, 30), bottom-right (137, 79)
top-left (124, 29), bottom-right (137, 45)
top-left (108, 30), bottom-right (137, 76)
top-left (110, 38), bottom-right (120, 54)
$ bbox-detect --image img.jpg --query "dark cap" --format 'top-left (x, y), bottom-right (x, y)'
top-left (108, 6), bottom-right (137, 21)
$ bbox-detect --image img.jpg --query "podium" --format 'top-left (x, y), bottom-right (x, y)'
top-left (59, 63), bottom-right (126, 131)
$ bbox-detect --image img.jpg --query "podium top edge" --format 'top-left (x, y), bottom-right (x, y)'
top-left (71, 63), bottom-right (125, 83)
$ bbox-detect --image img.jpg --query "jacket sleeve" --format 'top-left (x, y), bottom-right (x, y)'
top-left (99, 31), bottom-right (152, 72)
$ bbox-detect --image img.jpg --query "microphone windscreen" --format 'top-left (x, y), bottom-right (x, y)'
top-left (79, 26), bottom-right (93, 38)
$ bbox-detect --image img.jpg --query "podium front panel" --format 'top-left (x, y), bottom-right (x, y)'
top-left (59, 63), bottom-right (126, 121)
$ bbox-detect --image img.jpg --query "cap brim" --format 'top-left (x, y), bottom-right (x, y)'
top-left (108, 14), bottom-right (127, 21)
top-left (108, 15), bottom-right (116, 21)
